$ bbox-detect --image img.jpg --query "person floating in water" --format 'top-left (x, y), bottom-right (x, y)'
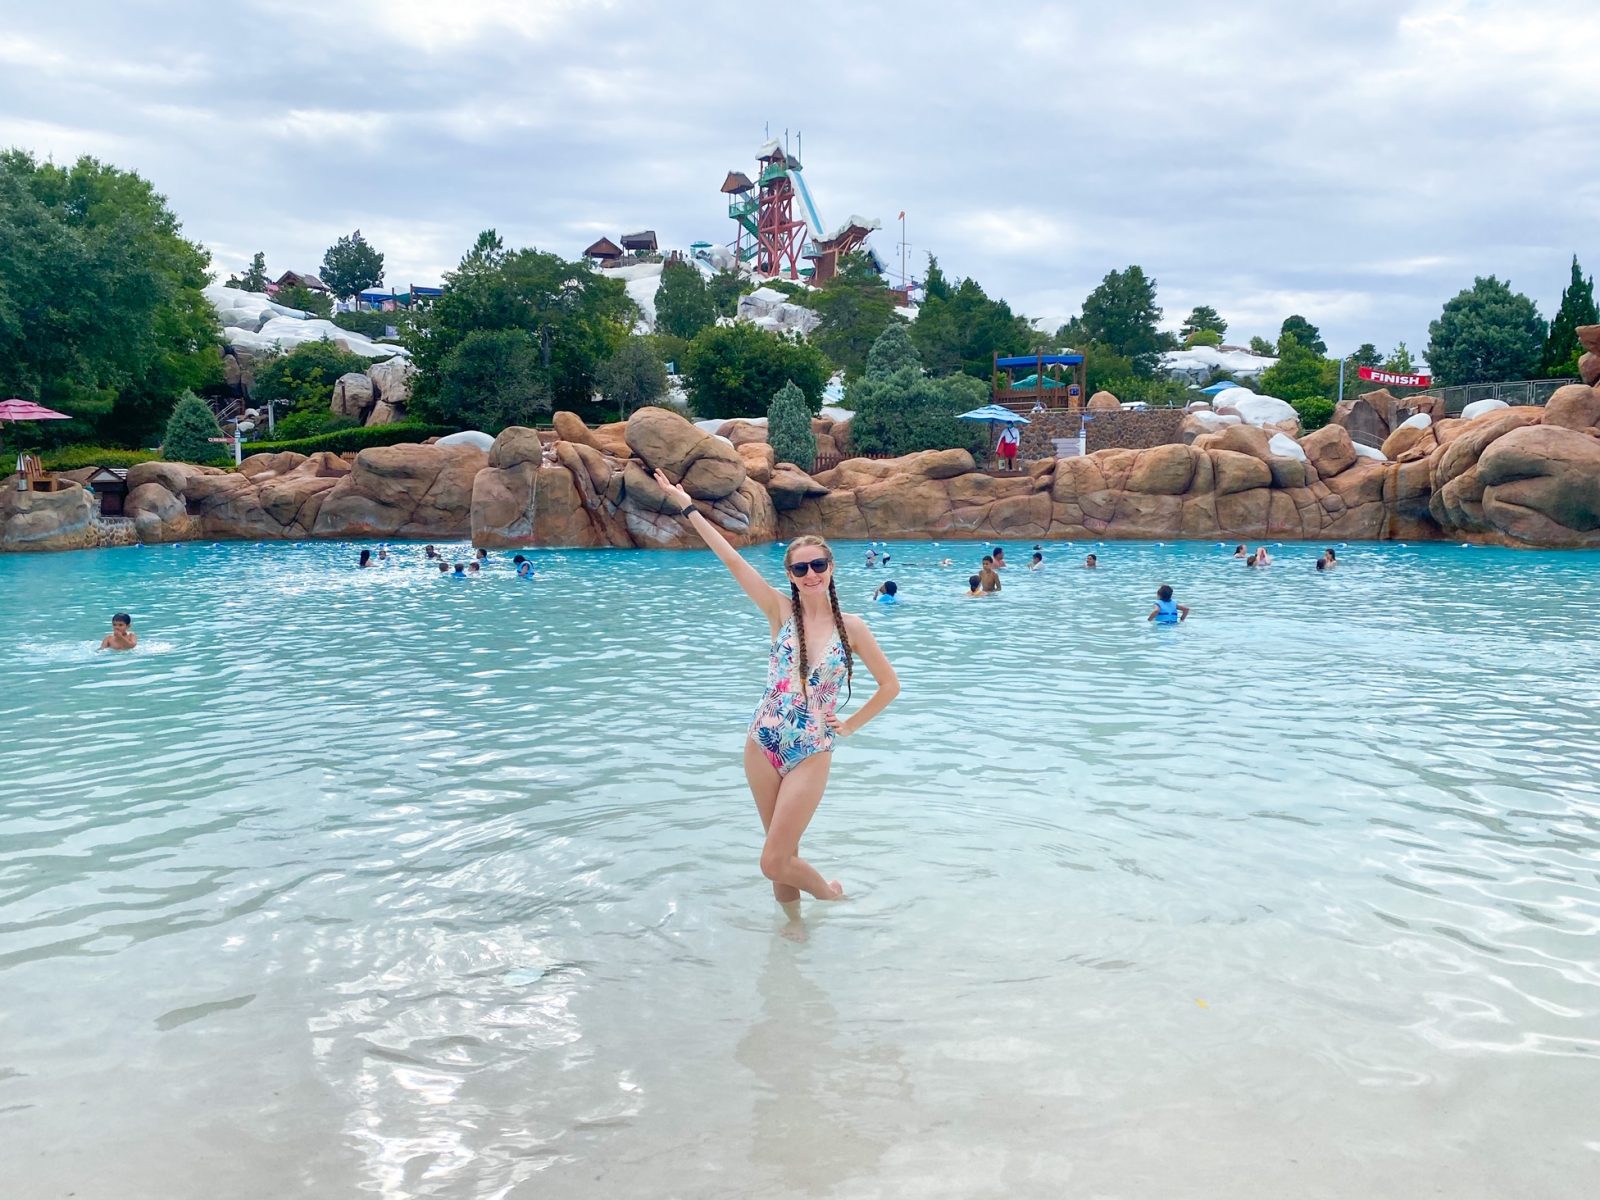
top-left (377, 546), bottom-right (389, 562)
top-left (864, 547), bottom-right (878, 567)
top-left (358, 548), bottom-right (373, 568)
top-left (1255, 546), bottom-right (1273, 566)
top-left (1083, 553), bottom-right (1098, 569)
top-left (1148, 584), bottom-right (1190, 625)
top-left (424, 544), bottom-right (439, 560)
top-left (991, 546), bottom-right (1008, 570)
top-left (513, 554), bottom-right (535, 579)
top-left (98, 612), bottom-right (137, 651)
top-left (965, 574), bottom-right (985, 597)
top-left (1232, 544), bottom-right (1247, 559)
top-left (466, 561), bottom-right (482, 576)
top-left (1029, 552), bottom-right (1044, 571)
top-left (654, 468), bottom-right (900, 907)
top-left (452, 562), bottom-right (467, 578)
top-left (1321, 547), bottom-right (1338, 569)
top-left (874, 580), bottom-right (899, 604)
top-left (437, 561), bottom-right (450, 575)
top-left (475, 548), bottom-right (489, 566)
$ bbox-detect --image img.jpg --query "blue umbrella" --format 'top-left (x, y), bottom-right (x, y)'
top-left (958, 406), bottom-right (1029, 470)
top-left (1197, 380), bottom-right (1247, 396)
top-left (956, 405), bottom-right (1030, 424)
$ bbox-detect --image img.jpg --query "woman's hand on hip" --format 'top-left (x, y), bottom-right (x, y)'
top-left (824, 711), bottom-right (853, 737)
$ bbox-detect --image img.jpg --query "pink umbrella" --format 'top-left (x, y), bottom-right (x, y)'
top-left (0, 398), bottom-right (73, 465)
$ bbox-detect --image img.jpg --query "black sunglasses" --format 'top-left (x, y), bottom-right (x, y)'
top-left (787, 557), bottom-right (832, 577)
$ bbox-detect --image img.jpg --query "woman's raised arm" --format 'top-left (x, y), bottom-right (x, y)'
top-left (654, 469), bottom-right (783, 624)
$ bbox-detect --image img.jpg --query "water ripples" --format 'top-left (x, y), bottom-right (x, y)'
top-left (1, 538), bottom-right (1598, 1198)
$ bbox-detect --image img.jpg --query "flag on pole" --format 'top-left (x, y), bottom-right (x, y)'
top-left (898, 211), bottom-right (905, 220)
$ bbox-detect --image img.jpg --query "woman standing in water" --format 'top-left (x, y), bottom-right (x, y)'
top-left (654, 470), bottom-right (900, 905)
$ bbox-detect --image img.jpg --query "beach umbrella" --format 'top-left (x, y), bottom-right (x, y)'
top-left (0, 398), bottom-right (72, 463)
top-left (957, 405), bottom-right (1029, 468)
top-left (1197, 380), bottom-right (1243, 396)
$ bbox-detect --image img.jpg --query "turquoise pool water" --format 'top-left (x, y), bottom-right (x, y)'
top-left (1, 538), bottom-right (1597, 1199)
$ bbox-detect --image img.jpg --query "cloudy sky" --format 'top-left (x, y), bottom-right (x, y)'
top-left (4, 0), bottom-right (1596, 357)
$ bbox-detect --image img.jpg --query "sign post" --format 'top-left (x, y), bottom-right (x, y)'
top-left (209, 434), bottom-right (242, 466)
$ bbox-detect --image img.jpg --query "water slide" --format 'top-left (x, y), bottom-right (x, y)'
top-left (790, 167), bottom-right (829, 244)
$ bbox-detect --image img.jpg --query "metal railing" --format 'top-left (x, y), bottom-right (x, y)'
top-left (1434, 378), bottom-right (1577, 416)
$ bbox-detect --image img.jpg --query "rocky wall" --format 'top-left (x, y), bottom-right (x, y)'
top-left (7, 342), bottom-right (1600, 554)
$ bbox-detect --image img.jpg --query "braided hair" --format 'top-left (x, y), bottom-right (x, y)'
top-left (785, 535), bottom-right (854, 705)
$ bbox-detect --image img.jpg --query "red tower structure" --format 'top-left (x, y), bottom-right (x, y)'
top-left (753, 141), bottom-right (806, 279)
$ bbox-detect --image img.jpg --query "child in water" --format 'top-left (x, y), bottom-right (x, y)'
top-left (1029, 552), bottom-right (1044, 571)
top-left (1147, 585), bottom-right (1189, 625)
top-left (1084, 553), bottom-right (1098, 569)
top-left (979, 556), bottom-right (1002, 593)
top-left (874, 580), bottom-right (899, 604)
top-left (99, 612), bottom-right (138, 651)
top-left (965, 574), bottom-right (984, 597)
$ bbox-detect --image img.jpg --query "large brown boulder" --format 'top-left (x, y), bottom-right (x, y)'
top-left (1540, 383), bottom-right (1600, 432)
top-left (1579, 353), bottom-right (1600, 387)
top-left (1577, 324), bottom-right (1600, 355)
top-left (1208, 450), bottom-right (1272, 496)
top-left (767, 463), bottom-right (829, 511)
top-left (313, 443), bottom-right (484, 537)
top-left (470, 462), bottom-right (538, 544)
top-left (1380, 419), bottom-right (1436, 461)
top-left (257, 472), bottom-right (340, 531)
top-left (1087, 390), bottom-right (1120, 412)
top-left (489, 426), bottom-right (545, 469)
top-left (330, 373), bottom-right (374, 421)
top-left (0, 482), bottom-right (95, 551)
top-left (624, 406), bottom-right (746, 500)
top-left (552, 411), bottom-right (599, 449)
top-left (366, 357), bottom-right (415, 409)
top-left (738, 441), bottom-right (775, 485)
top-left (1299, 424), bottom-right (1357, 478)
top-left (125, 461), bottom-right (219, 495)
top-left (1432, 407), bottom-right (1543, 491)
top-left (238, 451), bottom-right (308, 480)
top-left (1199, 423), bottom-right (1273, 462)
top-left (1477, 425), bottom-right (1600, 545)
top-left (716, 419), bottom-right (769, 447)
top-left (1125, 444), bottom-right (1196, 495)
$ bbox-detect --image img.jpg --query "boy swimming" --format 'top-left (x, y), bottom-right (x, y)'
top-left (1147, 585), bottom-right (1189, 625)
top-left (98, 613), bottom-right (138, 651)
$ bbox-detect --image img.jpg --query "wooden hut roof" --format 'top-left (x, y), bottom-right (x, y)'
top-left (86, 466), bottom-right (128, 484)
top-left (720, 171), bottom-right (754, 194)
top-left (583, 237), bottom-right (623, 259)
top-left (620, 230), bottom-right (657, 251)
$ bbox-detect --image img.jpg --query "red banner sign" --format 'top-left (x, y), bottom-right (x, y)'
top-left (1358, 366), bottom-right (1432, 388)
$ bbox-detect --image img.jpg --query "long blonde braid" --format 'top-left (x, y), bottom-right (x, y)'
top-left (790, 577), bottom-right (810, 702)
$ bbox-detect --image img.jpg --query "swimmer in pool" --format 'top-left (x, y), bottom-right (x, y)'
top-left (1232, 544), bottom-right (1247, 558)
top-left (1029, 552), bottom-right (1044, 571)
top-left (475, 548), bottom-right (489, 565)
top-left (466, 561), bottom-right (481, 575)
top-left (965, 574), bottom-right (985, 597)
top-left (1083, 553), bottom-right (1098, 569)
top-left (424, 544), bottom-right (439, 560)
top-left (874, 580), bottom-right (899, 604)
top-left (437, 561), bottom-right (450, 574)
top-left (358, 549), bottom-right (373, 567)
top-left (516, 560), bottom-right (534, 578)
top-left (1322, 547), bottom-right (1338, 569)
top-left (98, 612), bottom-right (138, 651)
top-left (653, 468), bottom-right (900, 908)
top-left (991, 546), bottom-right (1007, 570)
top-left (1147, 584), bottom-right (1189, 625)
top-left (452, 562), bottom-right (467, 577)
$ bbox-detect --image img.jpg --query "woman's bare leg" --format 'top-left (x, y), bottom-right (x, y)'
top-left (760, 751), bottom-right (844, 901)
top-left (744, 738), bottom-right (801, 905)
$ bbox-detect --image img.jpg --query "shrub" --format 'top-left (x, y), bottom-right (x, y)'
top-left (1292, 396), bottom-right (1335, 431)
top-left (767, 381), bottom-right (817, 470)
top-left (682, 323), bottom-right (829, 420)
top-left (240, 421), bottom-right (452, 458)
top-left (40, 445), bottom-right (162, 471)
top-left (422, 328), bottom-right (550, 432)
top-left (162, 392), bottom-right (228, 464)
top-left (333, 310), bottom-right (394, 340)
top-left (596, 336), bottom-right (669, 420)
top-left (267, 409), bottom-right (359, 442)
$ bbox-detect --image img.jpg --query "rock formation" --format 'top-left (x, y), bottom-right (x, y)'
top-left (8, 379), bottom-right (1600, 552)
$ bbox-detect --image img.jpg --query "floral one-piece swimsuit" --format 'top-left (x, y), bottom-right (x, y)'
top-left (748, 616), bottom-right (847, 778)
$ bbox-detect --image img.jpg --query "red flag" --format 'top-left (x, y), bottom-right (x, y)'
top-left (898, 211), bottom-right (905, 220)
top-left (1357, 366), bottom-right (1432, 388)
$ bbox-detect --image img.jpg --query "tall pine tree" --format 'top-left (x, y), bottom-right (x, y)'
top-left (1539, 255), bottom-right (1596, 378)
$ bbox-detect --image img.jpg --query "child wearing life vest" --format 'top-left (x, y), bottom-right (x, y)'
top-left (1147, 584), bottom-right (1190, 625)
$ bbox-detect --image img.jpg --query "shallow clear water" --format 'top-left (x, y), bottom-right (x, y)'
top-left (1, 537), bottom-right (1598, 1199)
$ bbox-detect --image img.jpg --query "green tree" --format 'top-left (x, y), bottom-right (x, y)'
top-left (1427, 276), bottom-right (1546, 385)
top-left (707, 269), bottom-right (745, 317)
top-left (767, 380), bottom-right (818, 470)
top-left (1259, 335), bottom-right (1334, 403)
top-left (1278, 314), bottom-right (1325, 356)
top-left (1183, 329), bottom-right (1223, 348)
top-left (1292, 396), bottom-right (1335, 431)
top-left (1068, 265), bottom-right (1168, 373)
top-left (320, 230), bottom-right (385, 300)
top-left (1248, 335), bottom-right (1276, 357)
top-left (226, 251), bottom-right (268, 292)
top-left (682, 322), bottom-right (829, 420)
top-left (809, 251), bottom-right (901, 378)
top-left (406, 232), bottom-right (635, 423)
top-left (275, 283), bottom-right (333, 318)
top-left (426, 328), bottom-right (550, 431)
top-left (596, 336), bottom-right (669, 419)
top-left (1539, 255), bottom-right (1596, 377)
top-left (1383, 342), bottom-right (1416, 373)
top-left (1180, 305), bottom-right (1227, 340)
top-left (1351, 343), bottom-right (1381, 368)
top-left (653, 258), bottom-right (717, 340)
top-left (846, 323), bottom-right (987, 457)
top-left (252, 339), bottom-right (375, 414)
top-left (911, 263), bottom-right (1030, 379)
top-left (0, 150), bottom-right (221, 447)
top-left (162, 391), bottom-right (227, 464)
